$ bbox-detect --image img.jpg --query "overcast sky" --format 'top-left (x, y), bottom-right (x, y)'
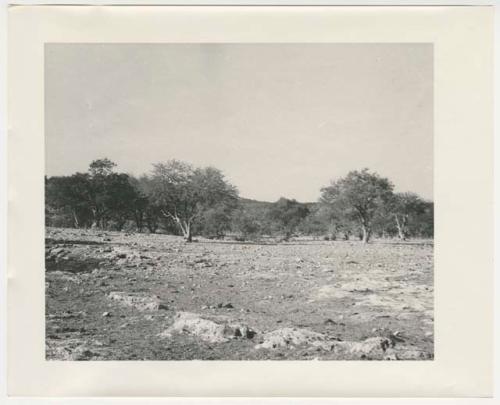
top-left (45, 43), bottom-right (433, 202)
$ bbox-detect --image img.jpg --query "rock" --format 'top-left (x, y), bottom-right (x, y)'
top-left (217, 303), bottom-right (234, 309)
top-left (71, 346), bottom-right (100, 360)
top-left (333, 337), bottom-right (391, 358)
top-left (108, 291), bottom-right (165, 311)
top-left (47, 271), bottom-right (81, 284)
top-left (255, 328), bottom-right (329, 350)
top-left (396, 348), bottom-right (432, 360)
top-left (324, 318), bottom-right (337, 325)
top-left (159, 312), bottom-right (256, 343)
top-left (102, 312), bottom-right (111, 317)
top-left (255, 330), bottom-right (392, 359)
top-left (47, 342), bottom-right (100, 361)
top-left (383, 349), bottom-right (399, 360)
top-left (50, 247), bottom-right (66, 256)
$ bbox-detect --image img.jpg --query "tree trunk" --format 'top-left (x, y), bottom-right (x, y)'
top-left (361, 225), bottom-right (371, 243)
top-left (72, 209), bottom-right (79, 228)
top-left (134, 211), bottom-right (144, 233)
top-left (184, 222), bottom-right (192, 242)
top-left (91, 208), bottom-right (99, 229)
top-left (395, 215), bottom-right (407, 240)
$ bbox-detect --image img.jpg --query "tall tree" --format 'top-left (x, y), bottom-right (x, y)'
top-left (146, 160), bottom-right (238, 242)
top-left (86, 158), bottom-right (135, 229)
top-left (320, 169), bottom-right (394, 243)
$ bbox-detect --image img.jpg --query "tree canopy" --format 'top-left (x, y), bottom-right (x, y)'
top-left (268, 198), bottom-right (310, 241)
top-left (320, 169), bottom-right (394, 243)
top-left (145, 160), bottom-right (239, 242)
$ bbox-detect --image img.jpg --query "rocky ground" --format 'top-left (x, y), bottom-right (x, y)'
top-left (45, 227), bottom-right (434, 361)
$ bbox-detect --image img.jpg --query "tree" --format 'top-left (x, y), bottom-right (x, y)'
top-left (88, 158), bottom-right (116, 177)
top-left (85, 158), bottom-right (139, 230)
top-left (146, 160), bottom-right (238, 242)
top-left (130, 175), bottom-right (162, 233)
top-left (298, 206), bottom-right (329, 238)
top-left (45, 173), bottom-right (93, 228)
top-left (412, 201), bottom-right (434, 238)
top-left (310, 203), bottom-right (357, 240)
top-left (320, 169), bottom-right (394, 243)
top-left (45, 158), bottom-right (142, 231)
top-left (102, 173), bottom-right (141, 230)
top-left (198, 206), bottom-right (234, 239)
top-left (268, 198), bottom-right (310, 241)
top-left (230, 200), bottom-right (273, 241)
top-left (390, 192), bottom-right (427, 240)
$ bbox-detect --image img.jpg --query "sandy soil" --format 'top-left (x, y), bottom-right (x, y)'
top-left (45, 227), bottom-right (434, 360)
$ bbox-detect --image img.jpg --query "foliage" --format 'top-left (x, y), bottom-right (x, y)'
top-left (268, 198), bottom-right (310, 241)
top-left (145, 160), bottom-right (239, 241)
top-left (389, 192), bottom-right (428, 240)
top-left (45, 173), bottom-right (94, 228)
top-left (46, 159), bottom-right (142, 231)
top-left (45, 161), bottom-right (433, 242)
top-left (320, 169), bottom-right (394, 243)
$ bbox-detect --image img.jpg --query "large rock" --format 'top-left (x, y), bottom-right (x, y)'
top-left (108, 291), bottom-right (166, 311)
top-left (160, 312), bottom-right (256, 343)
top-left (333, 337), bottom-right (391, 358)
top-left (255, 328), bottom-right (393, 359)
top-left (255, 328), bottom-right (330, 350)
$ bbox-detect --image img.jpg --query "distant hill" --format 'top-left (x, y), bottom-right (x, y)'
top-left (240, 197), bottom-right (318, 211)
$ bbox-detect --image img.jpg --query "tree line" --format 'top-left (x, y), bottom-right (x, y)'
top-left (45, 158), bottom-right (433, 243)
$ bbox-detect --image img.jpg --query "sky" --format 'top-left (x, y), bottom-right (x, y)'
top-left (45, 43), bottom-right (433, 202)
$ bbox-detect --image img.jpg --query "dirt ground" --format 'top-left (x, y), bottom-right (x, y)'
top-left (45, 227), bottom-right (434, 361)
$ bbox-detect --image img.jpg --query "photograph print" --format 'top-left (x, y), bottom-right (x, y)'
top-left (44, 43), bottom-right (434, 361)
